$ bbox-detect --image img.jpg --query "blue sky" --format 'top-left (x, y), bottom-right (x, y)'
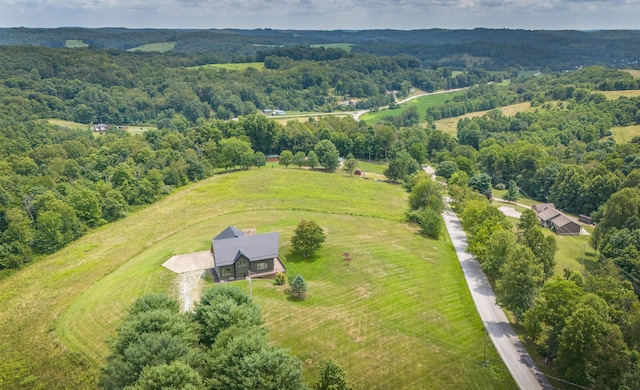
top-left (1, 0), bottom-right (638, 30)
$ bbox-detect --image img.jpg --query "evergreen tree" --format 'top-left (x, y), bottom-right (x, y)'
top-left (289, 274), bottom-right (308, 300)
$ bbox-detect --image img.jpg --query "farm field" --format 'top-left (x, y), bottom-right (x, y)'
top-left (360, 89), bottom-right (465, 123)
top-left (434, 102), bottom-right (535, 135)
top-left (624, 69), bottom-right (640, 78)
top-left (0, 168), bottom-right (515, 389)
top-left (610, 124), bottom-right (640, 144)
top-left (46, 119), bottom-right (156, 135)
top-left (126, 42), bottom-right (176, 52)
top-left (189, 62), bottom-right (265, 71)
top-left (600, 89), bottom-right (640, 99)
top-left (65, 39), bottom-right (89, 48)
top-left (47, 118), bottom-right (89, 130)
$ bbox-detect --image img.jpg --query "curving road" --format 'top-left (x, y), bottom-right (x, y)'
top-left (442, 203), bottom-right (551, 389)
top-left (353, 87), bottom-right (469, 121)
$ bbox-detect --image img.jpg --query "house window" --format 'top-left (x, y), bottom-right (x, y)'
top-left (221, 268), bottom-right (231, 276)
top-left (256, 262), bottom-right (268, 271)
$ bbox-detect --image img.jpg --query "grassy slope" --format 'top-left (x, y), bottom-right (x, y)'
top-left (47, 118), bottom-right (89, 130)
top-left (610, 124), bottom-right (640, 144)
top-left (434, 102), bottom-right (535, 136)
top-left (65, 39), bottom-right (89, 48)
top-left (189, 62), bottom-right (265, 71)
top-left (126, 42), bottom-right (176, 52)
top-left (360, 90), bottom-right (465, 123)
top-left (0, 168), bottom-right (515, 389)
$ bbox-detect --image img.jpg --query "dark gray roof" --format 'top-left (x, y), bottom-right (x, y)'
top-left (551, 214), bottom-right (580, 229)
top-left (212, 231), bottom-right (279, 267)
top-left (214, 226), bottom-right (245, 240)
top-left (537, 207), bottom-right (562, 222)
top-left (532, 203), bottom-right (555, 213)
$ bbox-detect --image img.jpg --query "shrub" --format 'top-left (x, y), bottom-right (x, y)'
top-left (274, 272), bottom-right (288, 286)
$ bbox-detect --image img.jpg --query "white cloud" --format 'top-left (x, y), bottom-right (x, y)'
top-left (1, 0), bottom-right (639, 29)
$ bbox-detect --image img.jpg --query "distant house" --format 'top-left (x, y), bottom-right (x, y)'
top-left (266, 154), bottom-right (280, 162)
top-left (532, 203), bottom-right (582, 235)
top-left (210, 226), bottom-right (285, 282)
top-left (272, 110), bottom-right (286, 115)
top-left (93, 123), bottom-right (109, 132)
top-left (531, 203), bottom-right (556, 214)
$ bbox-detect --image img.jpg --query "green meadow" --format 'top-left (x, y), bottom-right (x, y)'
top-left (65, 39), bottom-right (89, 48)
top-left (46, 119), bottom-right (156, 135)
top-left (189, 62), bottom-right (266, 71)
top-left (127, 42), bottom-right (176, 52)
top-left (0, 168), bottom-right (515, 389)
top-left (360, 90), bottom-right (465, 123)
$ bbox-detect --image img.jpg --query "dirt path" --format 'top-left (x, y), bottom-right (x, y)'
top-left (176, 270), bottom-right (204, 312)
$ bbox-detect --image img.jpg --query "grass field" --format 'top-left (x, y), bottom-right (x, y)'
top-left (46, 119), bottom-right (156, 135)
top-left (434, 102), bottom-right (534, 135)
top-left (310, 43), bottom-right (354, 52)
top-left (189, 62), bottom-right (265, 71)
top-left (47, 118), bottom-right (90, 130)
top-left (127, 42), bottom-right (176, 52)
top-left (610, 124), bottom-right (640, 144)
top-left (268, 112), bottom-right (353, 124)
top-left (0, 168), bottom-right (515, 389)
top-left (624, 69), bottom-right (640, 78)
top-left (600, 90), bottom-right (640, 99)
top-left (360, 90), bottom-right (466, 123)
top-left (65, 39), bottom-right (89, 48)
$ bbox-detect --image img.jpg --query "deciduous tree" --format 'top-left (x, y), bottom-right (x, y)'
top-left (291, 220), bottom-right (326, 257)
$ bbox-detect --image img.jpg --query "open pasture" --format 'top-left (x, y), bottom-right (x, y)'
top-left (190, 62), bottom-right (265, 71)
top-left (360, 90), bottom-right (465, 123)
top-left (600, 89), bottom-right (640, 99)
top-left (434, 102), bottom-right (534, 135)
top-left (126, 42), bottom-right (176, 52)
top-left (0, 168), bottom-right (514, 389)
top-left (65, 39), bottom-right (89, 48)
top-left (610, 124), bottom-right (640, 144)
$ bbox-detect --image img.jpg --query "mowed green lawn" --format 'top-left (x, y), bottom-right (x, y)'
top-left (0, 168), bottom-right (515, 389)
top-left (360, 90), bottom-right (465, 123)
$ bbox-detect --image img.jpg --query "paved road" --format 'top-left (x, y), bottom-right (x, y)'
top-left (442, 204), bottom-right (551, 389)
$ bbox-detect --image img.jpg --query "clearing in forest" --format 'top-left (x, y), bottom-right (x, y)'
top-left (0, 168), bottom-right (515, 389)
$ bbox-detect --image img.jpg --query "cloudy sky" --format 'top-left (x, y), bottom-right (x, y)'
top-left (1, 0), bottom-right (638, 30)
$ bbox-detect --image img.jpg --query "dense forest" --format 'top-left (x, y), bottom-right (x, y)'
top-left (1, 27), bottom-right (640, 70)
top-left (2, 29), bottom-right (640, 389)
